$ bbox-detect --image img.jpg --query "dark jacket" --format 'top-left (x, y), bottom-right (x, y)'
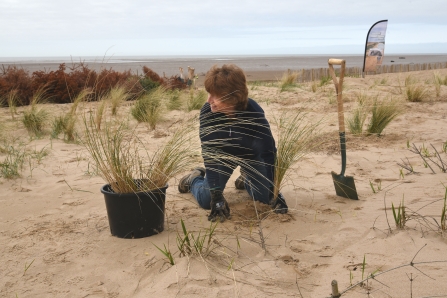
top-left (199, 98), bottom-right (276, 191)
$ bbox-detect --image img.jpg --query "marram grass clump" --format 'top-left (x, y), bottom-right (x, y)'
top-left (406, 84), bottom-right (429, 102)
top-left (366, 98), bottom-right (402, 136)
top-left (131, 87), bottom-right (166, 129)
top-left (348, 106), bottom-right (368, 135)
top-left (108, 86), bottom-right (130, 116)
top-left (272, 111), bottom-right (324, 200)
top-left (22, 89), bottom-right (50, 136)
top-left (51, 88), bottom-right (92, 141)
top-left (279, 70), bottom-right (300, 92)
top-left (82, 113), bottom-right (198, 193)
top-left (347, 91), bottom-right (375, 135)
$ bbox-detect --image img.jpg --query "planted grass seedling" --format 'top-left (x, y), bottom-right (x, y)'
top-left (176, 219), bottom-right (218, 257)
top-left (0, 144), bottom-right (26, 179)
top-left (369, 180), bottom-right (382, 193)
top-left (392, 197), bottom-right (406, 229)
top-left (23, 259), bottom-right (35, 276)
top-left (153, 243), bottom-right (175, 265)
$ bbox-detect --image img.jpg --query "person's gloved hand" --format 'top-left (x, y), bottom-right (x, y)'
top-left (208, 190), bottom-right (231, 222)
top-left (271, 192), bottom-right (288, 214)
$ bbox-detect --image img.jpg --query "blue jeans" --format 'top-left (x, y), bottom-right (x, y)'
top-left (190, 165), bottom-right (272, 210)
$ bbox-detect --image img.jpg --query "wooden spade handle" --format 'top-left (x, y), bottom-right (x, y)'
top-left (328, 58), bottom-right (344, 65)
top-left (328, 59), bottom-right (346, 132)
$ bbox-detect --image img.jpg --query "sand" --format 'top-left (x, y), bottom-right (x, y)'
top-left (1, 68), bottom-right (447, 297)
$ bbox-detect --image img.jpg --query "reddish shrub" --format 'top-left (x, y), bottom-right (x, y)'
top-left (94, 68), bottom-right (133, 99)
top-left (32, 63), bottom-right (85, 103)
top-left (0, 65), bottom-right (33, 106)
top-left (31, 63), bottom-right (134, 103)
top-left (142, 66), bottom-right (164, 85)
top-left (141, 66), bottom-right (187, 91)
top-left (0, 62), bottom-right (183, 106)
top-left (164, 75), bottom-right (188, 90)
top-left (120, 75), bottom-right (144, 100)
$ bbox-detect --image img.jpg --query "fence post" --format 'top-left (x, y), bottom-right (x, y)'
top-left (331, 280), bottom-right (341, 297)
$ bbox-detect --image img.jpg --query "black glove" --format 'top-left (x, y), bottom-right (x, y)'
top-left (271, 192), bottom-right (288, 214)
top-left (208, 190), bottom-right (231, 222)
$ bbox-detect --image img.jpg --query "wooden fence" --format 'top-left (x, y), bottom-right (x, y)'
top-left (294, 61), bottom-right (447, 83)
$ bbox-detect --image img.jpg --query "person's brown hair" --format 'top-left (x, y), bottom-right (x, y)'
top-left (204, 64), bottom-right (249, 111)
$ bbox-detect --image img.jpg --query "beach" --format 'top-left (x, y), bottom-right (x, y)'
top-left (2, 54), bottom-right (447, 85)
top-left (1, 58), bottom-right (447, 297)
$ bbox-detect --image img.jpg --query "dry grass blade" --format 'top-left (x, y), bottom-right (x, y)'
top-left (82, 113), bottom-right (138, 193)
top-left (144, 121), bottom-right (198, 188)
top-left (279, 70), bottom-right (299, 92)
top-left (108, 86), bottom-right (129, 116)
top-left (347, 106), bottom-right (368, 135)
top-left (81, 112), bottom-right (198, 193)
top-left (272, 111), bottom-right (324, 200)
top-left (406, 84), bottom-right (429, 102)
top-left (22, 87), bottom-right (50, 136)
top-left (6, 90), bottom-right (19, 120)
top-left (366, 98), bottom-right (402, 136)
top-left (95, 99), bottom-right (107, 130)
top-left (70, 88), bottom-right (92, 115)
top-left (51, 88), bottom-right (92, 141)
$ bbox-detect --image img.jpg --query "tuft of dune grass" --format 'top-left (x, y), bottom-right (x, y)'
top-left (131, 87), bottom-right (165, 129)
top-left (279, 70), bottom-right (299, 92)
top-left (366, 98), bottom-right (402, 136)
top-left (22, 87), bottom-right (50, 136)
top-left (81, 112), bottom-right (198, 193)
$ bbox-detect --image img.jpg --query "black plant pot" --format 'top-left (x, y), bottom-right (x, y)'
top-left (101, 182), bottom-right (167, 239)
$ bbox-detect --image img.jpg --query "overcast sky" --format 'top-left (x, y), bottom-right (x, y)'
top-left (1, 0), bottom-right (446, 57)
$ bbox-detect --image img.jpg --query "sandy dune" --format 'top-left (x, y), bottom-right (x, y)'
top-left (1, 68), bottom-right (447, 297)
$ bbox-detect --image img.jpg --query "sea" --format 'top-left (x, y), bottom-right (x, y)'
top-left (1, 54), bottom-right (447, 77)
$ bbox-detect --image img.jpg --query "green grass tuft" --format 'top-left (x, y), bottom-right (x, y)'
top-left (391, 197), bottom-right (406, 229)
top-left (0, 143), bottom-right (26, 179)
top-left (348, 106), bottom-right (368, 135)
top-left (406, 84), bottom-right (429, 102)
top-left (366, 98), bottom-right (402, 136)
top-left (131, 87), bottom-right (165, 129)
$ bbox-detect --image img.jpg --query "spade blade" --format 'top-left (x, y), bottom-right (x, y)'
top-left (331, 171), bottom-right (358, 200)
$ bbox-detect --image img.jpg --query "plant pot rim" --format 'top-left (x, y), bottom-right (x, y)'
top-left (101, 182), bottom-right (168, 195)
